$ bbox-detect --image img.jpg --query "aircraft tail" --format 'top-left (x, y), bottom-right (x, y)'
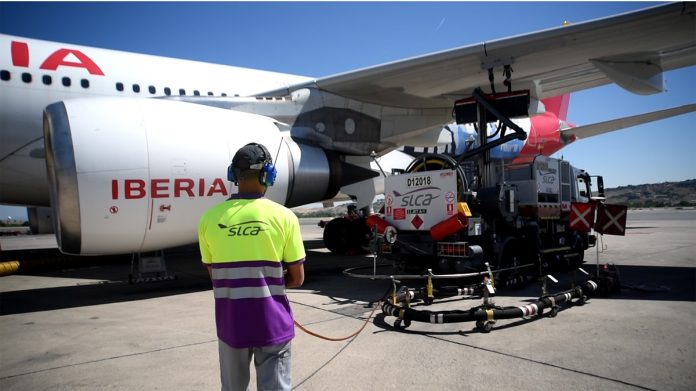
top-left (542, 94), bottom-right (570, 121)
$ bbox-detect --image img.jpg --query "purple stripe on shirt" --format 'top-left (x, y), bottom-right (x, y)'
top-left (212, 277), bottom-right (285, 288)
top-left (215, 295), bottom-right (295, 348)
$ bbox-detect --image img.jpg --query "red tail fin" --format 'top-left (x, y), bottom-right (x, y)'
top-left (542, 94), bottom-right (570, 121)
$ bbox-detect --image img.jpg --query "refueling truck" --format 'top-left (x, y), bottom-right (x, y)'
top-left (331, 88), bottom-right (609, 285)
top-left (370, 153), bottom-right (603, 286)
top-left (347, 88), bottom-right (621, 332)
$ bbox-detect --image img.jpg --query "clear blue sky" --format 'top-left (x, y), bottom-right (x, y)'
top-left (0, 2), bottom-right (694, 219)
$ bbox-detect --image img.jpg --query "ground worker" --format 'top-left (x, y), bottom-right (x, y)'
top-left (198, 142), bottom-right (305, 391)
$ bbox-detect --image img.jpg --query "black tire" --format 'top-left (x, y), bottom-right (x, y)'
top-left (323, 218), bottom-right (351, 254)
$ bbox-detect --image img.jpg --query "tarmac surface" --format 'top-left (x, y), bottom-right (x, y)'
top-left (1, 209), bottom-right (694, 390)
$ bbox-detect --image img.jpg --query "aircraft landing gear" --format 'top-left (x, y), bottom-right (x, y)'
top-left (321, 210), bottom-right (370, 255)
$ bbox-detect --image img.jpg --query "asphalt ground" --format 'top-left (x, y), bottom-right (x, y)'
top-left (1, 210), bottom-right (694, 390)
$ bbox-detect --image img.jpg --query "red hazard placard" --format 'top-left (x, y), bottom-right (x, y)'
top-left (569, 202), bottom-right (595, 232)
top-left (393, 208), bottom-right (406, 220)
top-left (595, 204), bottom-right (628, 236)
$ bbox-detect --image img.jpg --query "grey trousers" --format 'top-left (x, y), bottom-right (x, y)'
top-left (218, 339), bottom-right (292, 391)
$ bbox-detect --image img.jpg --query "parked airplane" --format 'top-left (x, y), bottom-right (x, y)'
top-left (0, 3), bottom-right (694, 255)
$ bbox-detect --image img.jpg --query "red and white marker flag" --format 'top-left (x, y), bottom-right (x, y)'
top-left (595, 204), bottom-right (628, 236)
top-left (569, 202), bottom-right (595, 232)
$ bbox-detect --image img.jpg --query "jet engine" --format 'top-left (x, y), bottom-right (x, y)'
top-left (44, 98), bottom-right (372, 255)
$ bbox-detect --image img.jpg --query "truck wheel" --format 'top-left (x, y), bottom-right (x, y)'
top-left (497, 238), bottom-right (524, 288)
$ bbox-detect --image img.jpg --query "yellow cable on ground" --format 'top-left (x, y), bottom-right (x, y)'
top-left (294, 299), bottom-right (382, 342)
top-left (0, 260), bottom-right (20, 277)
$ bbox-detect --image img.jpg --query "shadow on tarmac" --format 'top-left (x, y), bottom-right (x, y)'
top-left (493, 264), bottom-right (696, 302)
top-left (0, 245), bottom-right (389, 316)
top-left (0, 246), bottom-right (213, 316)
top-left (2, 244), bottom-right (693, 317)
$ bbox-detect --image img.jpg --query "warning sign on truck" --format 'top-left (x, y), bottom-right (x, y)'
top-left (384, 169), bottom-right (457, 231)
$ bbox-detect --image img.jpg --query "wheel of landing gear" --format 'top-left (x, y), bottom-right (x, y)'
top-left (323, 217), bottom-right (369, 254)
top-left (323, 218), bottom-right (351, 254)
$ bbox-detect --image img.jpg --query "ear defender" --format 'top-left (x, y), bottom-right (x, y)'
top-left (259, 161), bottom-right (277, 187)
top-left (256, 144), bottom-right (276, 187)
top-left (228, 143), bottom-right (276, 187)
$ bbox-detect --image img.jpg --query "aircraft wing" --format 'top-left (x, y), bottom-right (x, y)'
top-left (265, 2), bottom-right (695, 109)
top-left (561, 103), bottom-right (696, 142)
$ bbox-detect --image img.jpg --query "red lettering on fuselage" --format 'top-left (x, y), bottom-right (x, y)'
top-left (111, 178), bottom-right (229, 199)
top-left (11, 40), bottom-right (105, 76)
top-left (174, 179), bottom-right (195, 197)
top-left (11, 41), bottom-right (29, 67)
top-left (125, 179), bottom-right (146, 199)
top-left (207, 178), bottom-right (228, 197)
top-left (151, 179), bottom-right (169, 198)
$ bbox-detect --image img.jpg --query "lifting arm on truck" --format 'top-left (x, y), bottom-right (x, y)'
top-left (454, 88), bottom-right (528, 163)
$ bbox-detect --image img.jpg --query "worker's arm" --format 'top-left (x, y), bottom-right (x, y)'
top-left (285, 262), bottom-right (305, 289)
top-left (206, 265), bottom-right (212, 279)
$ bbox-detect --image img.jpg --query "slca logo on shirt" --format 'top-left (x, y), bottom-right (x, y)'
top-left (217, 221), bottom-right (269, 237)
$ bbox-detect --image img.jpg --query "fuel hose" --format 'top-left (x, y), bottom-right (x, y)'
top-left (382, 280), bottom-right (597, 324)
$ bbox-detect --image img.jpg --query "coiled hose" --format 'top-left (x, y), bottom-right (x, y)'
top-left (382, 280), bottom-right (597, 324)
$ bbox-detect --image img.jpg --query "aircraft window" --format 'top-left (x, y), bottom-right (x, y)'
top-left (148, 85), bottom-right (156, 94)
top-left (62, 77), bottom-right (71, 87)
top-left (133, 84), bottom-right (140, 93)
top-left (208, 92), bottom-right (214, 96)
top-left (179, 88), bottom-right (186, 95)
top-left (193, 90), bottom-right (200, 96)
top-left (43, 75), bottom-right (52, 85)
top-left (81, 79), bottom-right (89, 88)
top-left (221, 93), bottom-right (227, 97)
top-left (22, 73), bottom-right (32, 83)
top-left (116, 82), bottom-right (124, 91)
top-left (164, 87), bottom-right (171, 96)
top-left (0, 70), bottom-right (9, 81)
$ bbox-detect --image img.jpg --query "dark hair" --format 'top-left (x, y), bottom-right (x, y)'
top-left (234, 168), bottom-right (262, 183)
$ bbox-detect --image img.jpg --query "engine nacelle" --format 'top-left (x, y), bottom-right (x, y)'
top-left (43, 98), bottom-right (349, 255)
